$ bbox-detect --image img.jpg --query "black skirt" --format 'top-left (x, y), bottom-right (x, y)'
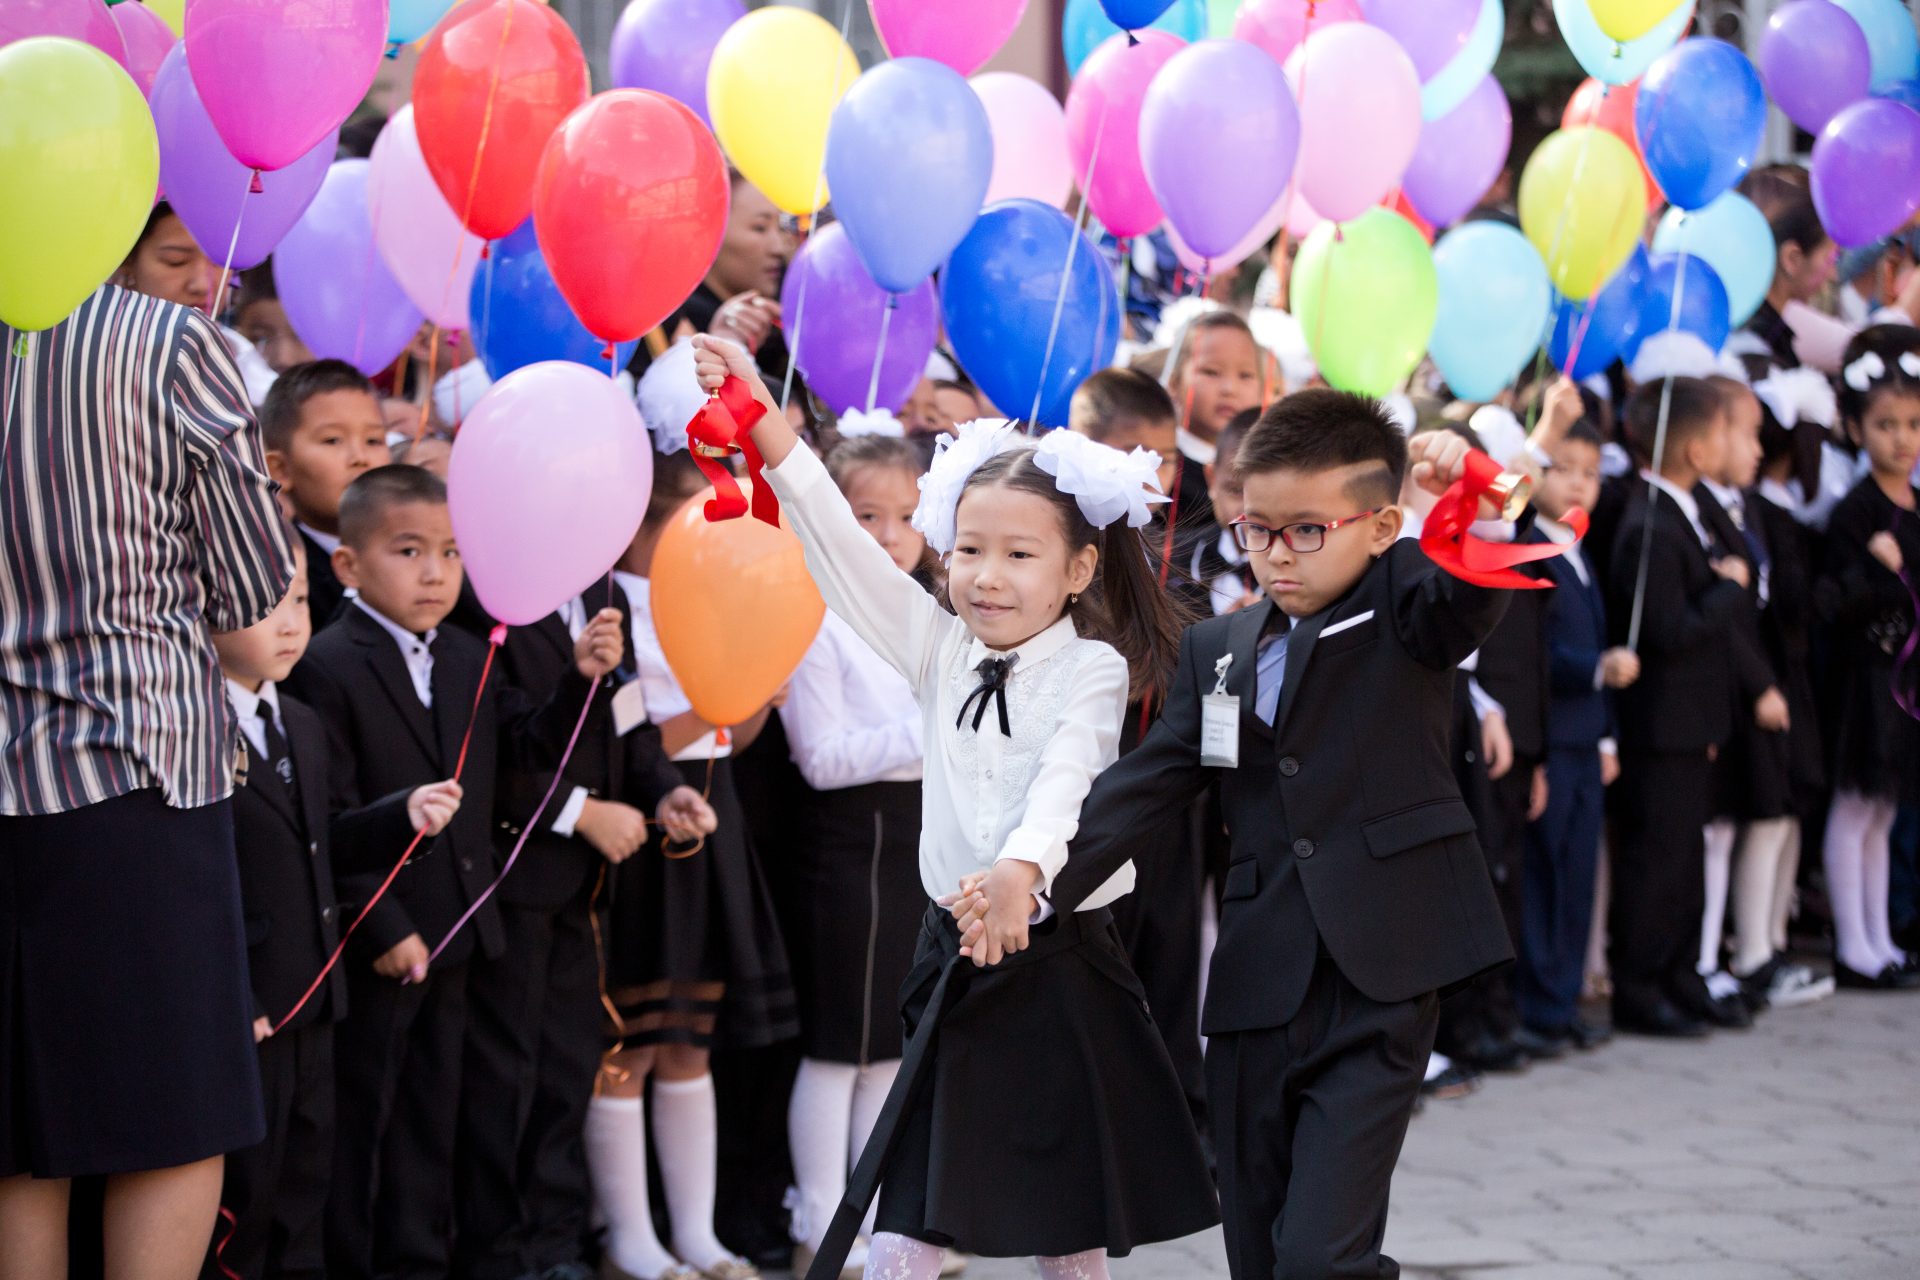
top-left (873, 905), bottom-right (1219, 1259)
top-left (777, 781), bottom-right (924, 1063)
top-left (604, 759), bottom-right (799, 1050)
top-left (0, 791), bottom-right (265, 1178)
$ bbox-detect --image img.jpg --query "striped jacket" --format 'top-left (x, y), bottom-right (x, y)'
top-left (1, 287), bottom-right (296, 815)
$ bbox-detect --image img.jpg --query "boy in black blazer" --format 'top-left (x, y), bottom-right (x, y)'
top-left (285, 466), bottom-right (626, 1280)
top-left (212, 542), bottom-right (461, 1280)
top-left (1050, 391), bottom-right (1517, 1280)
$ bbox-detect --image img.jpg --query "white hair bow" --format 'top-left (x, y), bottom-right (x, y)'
top-left (1753, 367), bottom-right (1838, 433)
top-left (1843, 349), bottom-right (1920, 392)
top-left (1033, 428), bottom-right (1171, 533)
top-left (637, 339), bottom-right (706, 455)
top-left (836, 408), bottom-right (905, 439)
top-left (910, 419), bottom-right (1023, 555)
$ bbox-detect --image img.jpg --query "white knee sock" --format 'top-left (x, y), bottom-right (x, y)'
top-left (1769, 820), bottom-right (1803, 954)
top-left (585, 1095), bottom-right (681, 1279)
top-left (652, 1074), bottom-right (732, 1270)
top-left (1036, 1250), bottom-right (1112, 1280)
top-left (1732, 818), bottom-right (1793, 977)
top-left (850, 1059), bottom-right (902, 1238)
top-left (864, 1232), bottom-right (945, 1280)
top-left (1825, 791), bottom-right (1887, 974)
top-left (1700, 818), bottom-right (1737, 974)
top-left (1862, 800), bottom-right (1903, 968)
top-left (788, 1059), bottom-right (858, 1252)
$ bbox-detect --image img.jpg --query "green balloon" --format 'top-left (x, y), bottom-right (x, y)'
top-left (1292, 209), bottom-right (1438, 399)
top-left (1207, 0), bottom-right (1241, 38)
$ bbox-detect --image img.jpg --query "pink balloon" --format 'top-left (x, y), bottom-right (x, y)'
top-left (1168, 186), bottom-right (1293, 275)
top-left (1065, 30), bottom-right (1185, 238)
top-left (0, 0), bottom-right (131, 71)
top-left (112, 1), bottom-right (176, 95)
top-left (1285, 23), bottom-right (1422, 223)
top-left (1232, 0), bottom-right (1361, 64)
top-left (448, 362), bottom-right (655, 626)
top-left (1286, 188), bottom-right (1324, 238)
top-left (870, 0), bottom-right (1028, 77)
top-left (184, 0), bottom-right (384, 172)
top-left (368, 105), bottom-right (484, 331)
top-left (972, 72), bottom-right (1073, 208)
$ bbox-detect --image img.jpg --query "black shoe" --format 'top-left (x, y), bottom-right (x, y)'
top-left (1614, 998), bottom-right (1709, 1038)
top-left (1511, 1025), bottom-right (1570, 1059)
top-left (1567, 1016), bottom-right (1613, 1050)
top-left (1685, 993), bottom-right (1754, 1029)
top-left (1835, 960), bottom-right (1920, 990)
top-left (1421, 1062), bottom-right (1482, 1100)
top-left (1458, 1032), bottom-right (1530, 1073)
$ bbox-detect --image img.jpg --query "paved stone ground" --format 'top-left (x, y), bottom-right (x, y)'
top-left (949, 989), bottom-right (1920, 1280)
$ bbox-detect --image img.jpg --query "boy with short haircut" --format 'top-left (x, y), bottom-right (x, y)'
top-left (1059, 390), bottom-right (1515, 1280)
top-left (259, 360), bottom-right (394, 633)
top-left (285, 465), bottom-right (626, 1280)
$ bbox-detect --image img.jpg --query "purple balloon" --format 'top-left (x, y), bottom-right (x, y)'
top-left (1812, 98), bottom-right (1920, 247)
top-left (609, 0), bottom-right (746, 127)
top-left (1758, 1), bottom-right (1874, 135)
top-left (150, 46), bottom-right (333, 271)
top-left (1359, 0), bottom-right (1480, 81)
top-left (1140, 40), bottom-right (1299, 262)
top-left (779, 222), bottom-right (938, 414)
top-left (274, 159), bottom-right (426, 376)
top-left (1403, 72), bottom-right (1510, 228)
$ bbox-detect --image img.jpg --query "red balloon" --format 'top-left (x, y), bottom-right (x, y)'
top-left (1563, 77), bottom-right (1664, 211)
top-left (414, 0), bottom-right (589, 241)
top-left (532, 90), bottom-right (730, 343)
top-left (1384, 190), bottom-right (1434, 244)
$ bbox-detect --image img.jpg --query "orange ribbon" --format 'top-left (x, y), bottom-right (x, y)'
top-left (685, 376), bottom-right (779, 527)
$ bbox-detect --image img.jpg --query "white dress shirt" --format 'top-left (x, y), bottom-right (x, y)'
top-left (784, 611), bottom-right (924, 791)
top-left (1176, 426), bottom-right (1217, 467)
top-left (355, 599), bottom-right (436, 706)
top-left (225, 677), bottom-right (285, 762)
top-left (612, 571), bottom-right (729, 762)
top-left (765, 444), bottom-right (1135, 910)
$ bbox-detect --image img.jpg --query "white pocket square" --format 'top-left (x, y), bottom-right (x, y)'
top-left (1320, 610), bottom-right (1375, 638)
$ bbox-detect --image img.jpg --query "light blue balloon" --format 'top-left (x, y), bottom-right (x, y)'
top-left (1430, 221), bottom-right (1552, 401)
top-left (1835, 0), bottom-right (1920, 93)
top-left (387, 0), bottom-right (456, 45)
top-left (1652, 193), bottom-right (1773, 327)
top-left (1552, 0), bottom-right (1693, 86)
top-left (1063, 0), bottom-right (1206, 75)
top-left (1423, 0), bottom-right (1501, 121)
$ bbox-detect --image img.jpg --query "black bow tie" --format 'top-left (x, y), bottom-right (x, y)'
top-left (958, 656), bottom-right (1017, 737)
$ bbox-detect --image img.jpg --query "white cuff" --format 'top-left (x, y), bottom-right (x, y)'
top-left (1468, 676), bottom-right (1505, 722)
top-left (1599, 738), bottom-right (1618, 758)
top-left (1029, 893), bottom-right (1055, 925)
top-left (551, 787), bottom-right (590, 837)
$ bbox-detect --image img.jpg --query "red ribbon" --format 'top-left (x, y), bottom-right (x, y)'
top-left (685, 376), bottom-right (779, 527)
top-left (1420, 450), bottom-right (1587, 590)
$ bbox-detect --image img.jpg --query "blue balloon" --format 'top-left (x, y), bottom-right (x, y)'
top-left (1546, 245), bottom-right (1651, 378)
top-left (388, 0), bottom-right (456, 44)
top-left (469, 221), bottom-right (638, 381)
top-left (1635, 38), bottom-right (1767, 211)
top-left (824, 58), bottom-right (993, 295)
top-left (1835, 0), bottom-right (1920, 94)
top-left (1422, 0), bottom-right (1502, 122)
top-left (1641, 253), bottom-right (1732, 353)
top-left (1430, 221), bottom-right (1552, 401)
top-left (942, 200), bottom-right (1120, 427)
top-left (1103, 0), bottom-right (1178, 28)
top-left (1552, 0), bottom-right (1692, 87)
top-left (1652, 192), bottom-right (1773, 326)
top-left (1063, 0), bottom-right (1205, 75)
top-left (1880, 76), bottom-right (1920, 114)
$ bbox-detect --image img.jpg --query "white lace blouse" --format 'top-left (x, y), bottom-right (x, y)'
top-left (765, 444), bottom-right (1136, 910)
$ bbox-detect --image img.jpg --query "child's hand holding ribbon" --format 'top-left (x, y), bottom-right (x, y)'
top-left (1413, 437), bottom-right (1588, 590)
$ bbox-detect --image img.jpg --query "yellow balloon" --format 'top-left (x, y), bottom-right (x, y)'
top-left (144, 0), bottom-right (185, 37)
top-left (1586, 0), bottom-right (1686, 44)
top-left (0, 39), bottom-right (160, 332)
top-left (706, 7), bottom-right (859, 216)
top-left (1518, 127), bottom-right (1646, 302)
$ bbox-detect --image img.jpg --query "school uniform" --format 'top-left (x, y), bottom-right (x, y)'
top-left (763, 444), bottom-right (1217, 1273)
top-left (1061, 540), bottom-right (1514, 1280)
top-left (1605, 478), bottom-right (1746, 1030)
top-left (1190, 525), bottom-right (1257, 616)
top-left (1753, 485), bottom-right (1826, 809)
top-left (296, 523), bottom-right (348, 634)
top-left (285, 600), bottom-right (601, 1280)
top-left (1697, 481), bottom-right (1793, 823)
top-left (1818, 479), bottom-right (1920, 805)
top-left (1149, 452), bottom-right (1218, 619)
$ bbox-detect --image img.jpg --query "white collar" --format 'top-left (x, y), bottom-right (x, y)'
top-left (964, 612), bottom-right (1080, 675)
top-left (1758, 477), bottom-right (1795, 511)
top-left (355, 598), bottom-right (437, 651)
top-left (297, 522), bottom-right (341, 556)
top-left (612, 569), bottom-right (648, 606)
top-left (1700, 478), bottom-right (1744, 510)
top-left (1177, 427), bottom-right (1217, 467)
top-left (224, 676), bottom-right (281, 724)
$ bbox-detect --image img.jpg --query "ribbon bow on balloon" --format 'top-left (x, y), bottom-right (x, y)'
top-left (685, 376), bottom-right (780, 527)
top-left (1419, 449), bottom-right (1588, 589)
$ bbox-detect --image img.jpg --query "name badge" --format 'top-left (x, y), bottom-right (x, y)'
top-left (612, 678), bottom-right (650, 737)
top-left (1201, 652), bottom-right (1239, 768)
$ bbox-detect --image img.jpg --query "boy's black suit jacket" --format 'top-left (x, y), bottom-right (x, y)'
top-left (299, 528), bottom-right (348, 635)
top-left (1536, 537), bottom-right (1617, 749)
top-left (1060, 539), bottom-right (1515, 1035)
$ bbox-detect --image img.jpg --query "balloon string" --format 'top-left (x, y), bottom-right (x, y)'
top-left (208, 167), bottom-right (253, 323)
top-left (779, 216), bottom-right (814, 416)
top-left (866, 293), bottom-right (898, 413)
top-left (0, 338), bottom-right (21, 479)
top-left (1027, 102), bottom-right (1107, 430)
top-left (1625, 247), bottom-right (1691, 652)
top-left (1542, 107), bottom-right (1602, 300)
top-left (779, 0), bottom-right (860, 417)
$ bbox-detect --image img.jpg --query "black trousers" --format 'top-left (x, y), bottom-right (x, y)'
top-left (328, 959), bottom-right (470, 1280)
top-left (1108, 799), bottom-right (1209, 1134)
top-left (1207, 952), bottom-right (1437, 1280)
top-left (456, 892), bottom-right (604, 1280)
top-left (1438, 759), bottom-right (1530, 1053)
top-left (1518, 747), bottom-right (1607, 1032)
top-left (212, 1021), bottom-right (334, 1280)
top-left (1609, 749), bottom-right (1714, 1018)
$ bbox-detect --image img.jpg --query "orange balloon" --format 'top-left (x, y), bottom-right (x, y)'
top-left (1562, 77), bottom-right (1664, 211)
top-left (651, 490), bottom-right (825, 727)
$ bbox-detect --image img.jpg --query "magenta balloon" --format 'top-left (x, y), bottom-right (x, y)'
top-left (1402, 73), bottom-right (1510, 228)
top-left (1286, 23), bottom-right (1422, 223)
top-left (780, 222), bottom-right (939, 414)
top-left (0, 0), bottom-right (130, 70)
top-left (449, 362), bottom-right (655, 626)
top-left (151, 46), bottom-right (333, 271)
top-left (183, 0), bottom-right (384, 172)
top-left (871, 0), bottom-right (1028, 76)
top-left (1065, 30), bottom-right (1185, 238)
top-left (1141, 40), bottom-right (1299, 261)
top-left (1811, 98), bottom-right (1920, 247)
top-left (274, 160), bottom-right (426, 376)
top-left (1358, 0), bottom-right (1480, 80)
top-left (1757, 1), bottom-right (1874, 135)
top-left (1232, 0), bottom-right (1361, 63)
top-left (608, 0), bottom-right (745, 127)
top-left (111, 2), bottom-right (175, 95)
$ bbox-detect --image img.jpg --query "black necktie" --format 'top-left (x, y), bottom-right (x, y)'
top-left (958, 656), bottom-right (1016, 737)
top-left (257, 703), bottom-right (299, 811)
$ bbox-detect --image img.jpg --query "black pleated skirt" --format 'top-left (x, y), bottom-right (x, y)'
top-left (0, 791), bottom-right (265, 1177)
top-left (604, 759), bottom-right (799, 1050)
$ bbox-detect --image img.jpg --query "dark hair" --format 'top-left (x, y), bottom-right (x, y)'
top-left (949, 447), bottom-right (1190, 701)
top-left (824, 433), bottom-right (926, 491)
top-left (259, 359), bottom-right (379, 453)
top-left (932, 379), bottom-right (983, 411)
top-left (1235, 388), bottom-right (1408, 508)
top-left (1739, 164), bottom-right (1811, 221)
top-left (643, 449), bottom-right (707, 530)
top-left (338, 464), bottom-right (446, 548)
top-left (1070, 368), bottom-right (1177, 442)
top-left (1769, 195), bottom-right (1829, 258)
top-left (390, 431), bottom-right (453, 467)
top-left (1215, 408), bottom-right (1260, 468)
top-left (1560, 420), bottom-right (1604, 450)
top-left (1168, 311), bottom-right (1259, 387)
top-left (235, 263), bottom-right (280, 312)
top-left (134, 200), bottom-right (178, 252)
top-left (1837, 323), bottom-right (1920, 426)
top-left (1623, 376), bottom-right (1724, 470)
